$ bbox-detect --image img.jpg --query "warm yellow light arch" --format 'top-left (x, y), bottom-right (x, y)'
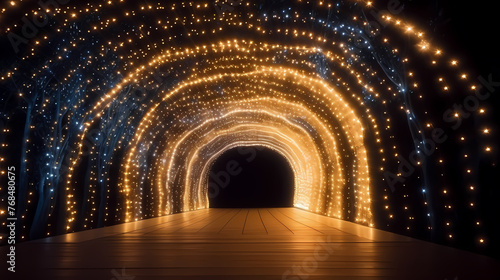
top-left (186, 127), bottom-right (322, 212)
top-left (148, 101), bottom-right (341, 220)
top-left (64, 42), bottom-right (381, 229)
top-left (120, 68), bottom-right (373, 225)
top-left (164, 107), bottom-right (332, 213)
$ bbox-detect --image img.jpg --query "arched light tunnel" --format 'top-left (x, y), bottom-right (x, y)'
top-left (0, 0), bottom-right (499, 278)
top-left (111, 67), bottom-right (373, 225)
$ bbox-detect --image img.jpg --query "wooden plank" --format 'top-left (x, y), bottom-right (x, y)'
top-left (3, 208), bottom-right (499, 280)
top-left (258, 208), bottom-right (294, 235)
top-left (267, 208), bottom-right (323, 235)
top-left (242, 209), bottom-right (267, 235)
top-left (197, 209), bottom-right (240, 233)
top-left (173, 208), bottom-right (231, 234)
top-left (219, 209), bottom-right (248, 234)
top-left (288, 208), bottom-right (415, 242)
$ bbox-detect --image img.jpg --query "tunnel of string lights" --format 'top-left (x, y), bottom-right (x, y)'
top-left (0, 0), bottom-right (496, 257)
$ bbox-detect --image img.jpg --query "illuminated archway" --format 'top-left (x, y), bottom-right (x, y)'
top-left (0, 0), bottom-right (492, 255)
top-left (111, 66), bottom-right (373, 225)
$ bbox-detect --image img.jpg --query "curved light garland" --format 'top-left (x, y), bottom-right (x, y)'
top-left (114, 66), bottom-right (372, 225)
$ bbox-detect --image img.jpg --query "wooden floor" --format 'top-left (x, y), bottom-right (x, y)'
top-left (2, 208), bottom-right (499, 279)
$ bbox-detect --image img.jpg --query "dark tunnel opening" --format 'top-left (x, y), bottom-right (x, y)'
top-left (208, 146), bottom-right (294, 208)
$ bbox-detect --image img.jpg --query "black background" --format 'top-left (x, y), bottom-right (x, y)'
top-left (208, 147), bottom-right (294, 208)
